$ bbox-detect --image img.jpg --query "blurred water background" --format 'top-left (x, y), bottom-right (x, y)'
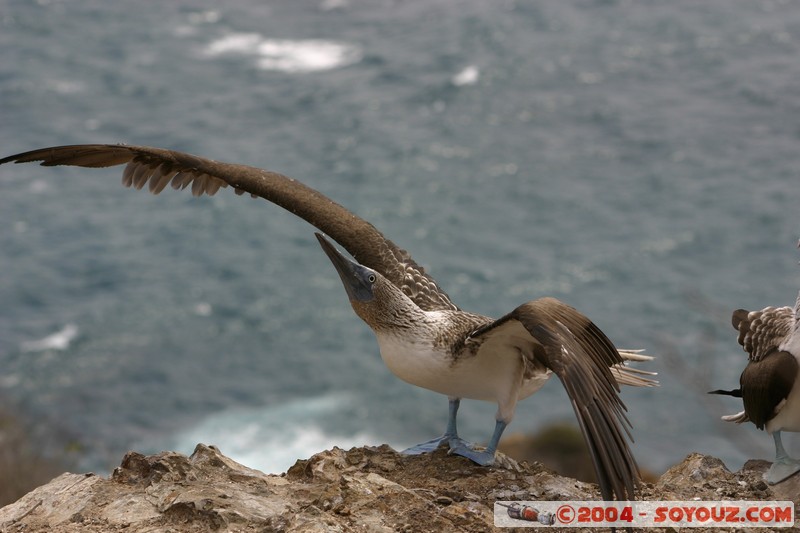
top-left (2, 0), bottom-right (800, 477)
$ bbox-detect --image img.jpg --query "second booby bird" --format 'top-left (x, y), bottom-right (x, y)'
top-left (711, 292), bottom-right (800, 484)
top-left (0, 144), bottom-right (656, 501)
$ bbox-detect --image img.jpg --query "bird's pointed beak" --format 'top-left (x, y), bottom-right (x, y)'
top-left (315, 233), bottom-right (375, 302)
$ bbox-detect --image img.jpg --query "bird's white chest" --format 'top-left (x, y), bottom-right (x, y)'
top-left (375, 332), bottom-right (452, 391)
top-left (374, 330), bottom-right (550, 403)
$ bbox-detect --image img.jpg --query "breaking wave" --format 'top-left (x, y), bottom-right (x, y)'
top-left (21, 324), bottom-right (79, 352)
top-left (204, 33), bottom-right (363, 73)
top-left (158, 393), bottom-right (382, 474)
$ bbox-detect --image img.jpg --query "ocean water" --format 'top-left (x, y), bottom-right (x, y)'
top-left (2, 0), bottom-right (800, 477)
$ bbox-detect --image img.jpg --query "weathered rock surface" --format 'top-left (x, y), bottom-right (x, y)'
top-left (0, 444), bottom-right (797, 532)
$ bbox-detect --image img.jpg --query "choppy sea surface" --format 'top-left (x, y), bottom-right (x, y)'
top-left (3, 0), bottom-right (800, 476)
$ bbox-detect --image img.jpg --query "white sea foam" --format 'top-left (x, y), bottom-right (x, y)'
top-left (204, 32), bottom-right (262, 55)
top-left (452, 65), bottom-right (479, 86)
top-left (163, 393), bottom-right (381, 473)
top-left (204, 33), bottom-right (362, 73)
top-left (21, 324), bottom-right (79, 352)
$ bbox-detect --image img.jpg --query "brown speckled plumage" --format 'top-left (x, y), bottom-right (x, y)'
top-left (733, 306), bottom-right (794, 362)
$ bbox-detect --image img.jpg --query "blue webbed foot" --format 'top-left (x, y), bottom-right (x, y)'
top-left (448, 419), bottom-right (506, 466)
top-left (403, 435), bottom-right (475, 456)
top-left (767, 431), bottom-right (800, 484)
top-left (766, 457), bottom-right (800, 485)
top-left (402, 436), bottom-right (450, 455)
top-left (447, 436), bottom-right (472, 450)
top-left (403, 399), bottom-right (505, 467)
top-left (448, 443), bottom-right (496, 466)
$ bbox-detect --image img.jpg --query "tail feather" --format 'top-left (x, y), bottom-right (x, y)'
top-left (611, 364), bottom-right (659, 387)
top-left (613, 349), bottom-right (658, 387)
top-left (720, 410), bottom-right (749, 424)
top-left (617, 349), bottom-right (654, 362)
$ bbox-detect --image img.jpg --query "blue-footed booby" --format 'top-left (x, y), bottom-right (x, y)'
top-left (0, 144), bottom-right (656, 501)
top-left (710, 292), bottom-right (800, 484)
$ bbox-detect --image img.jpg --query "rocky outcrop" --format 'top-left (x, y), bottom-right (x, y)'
top-left (0, 444), bottom-right (797, 532)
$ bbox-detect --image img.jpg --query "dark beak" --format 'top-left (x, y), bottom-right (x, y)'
top-left (315, 233), bottom-right (375, 302)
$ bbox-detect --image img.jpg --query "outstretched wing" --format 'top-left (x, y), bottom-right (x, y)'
top-left (732, 306), bottom-right (793, 362)
top-left (469, 297), bottom-right (638, 502)
top-left (0, 144), bottom-right (457, 312)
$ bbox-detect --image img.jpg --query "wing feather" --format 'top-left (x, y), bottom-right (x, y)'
top-left (470, 297), bottom-right (639, 501)
top-left (0, 144), bottom-right (456, 312)
top-left (732, 306), bottom-right (792, 362)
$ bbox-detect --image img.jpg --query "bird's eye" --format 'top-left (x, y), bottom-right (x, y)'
top-left (368, 274), bottom-right (376, 283)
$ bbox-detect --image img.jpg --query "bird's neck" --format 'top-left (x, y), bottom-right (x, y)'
top-left (352, 286), bottom-right (490, 350)
top-left (350, 282), bottom-right (430, 333)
